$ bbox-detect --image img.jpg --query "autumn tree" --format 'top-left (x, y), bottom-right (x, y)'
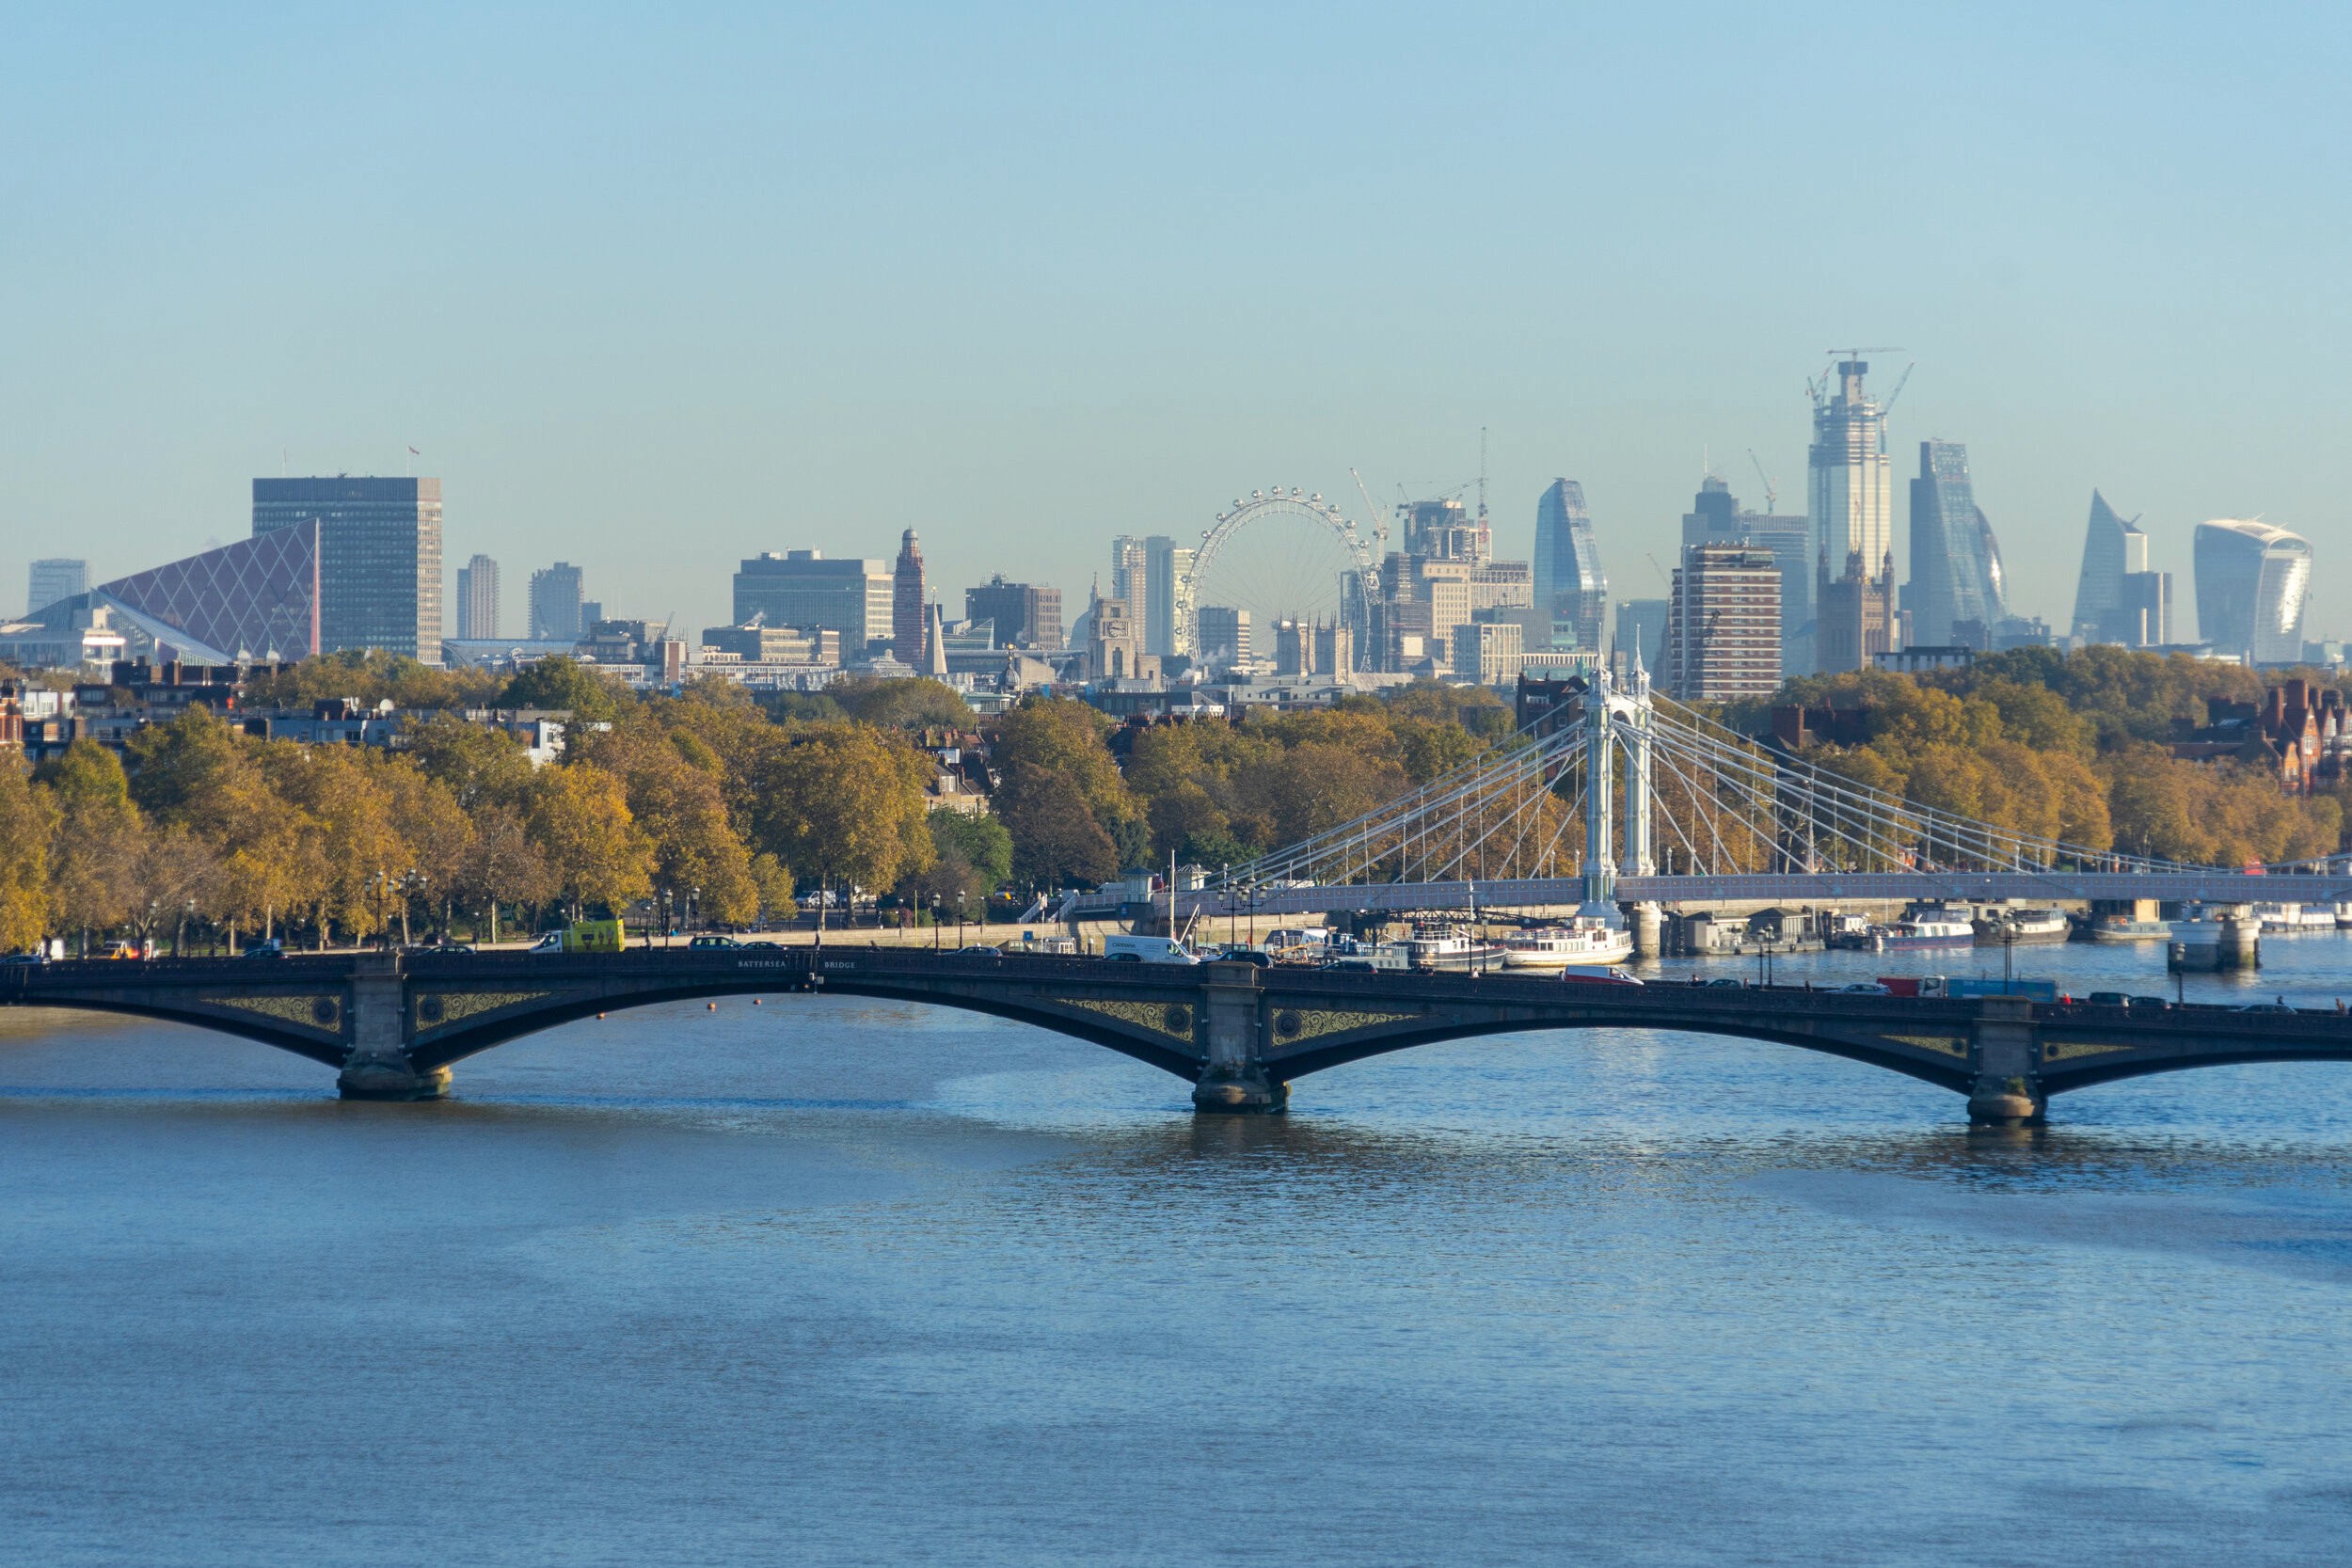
top-left (907, 807), bottom-right (1014, 911)
top-left (501, 656), bottom-right (629, 722)
top-left (832, 676), bottom-right (974, 731)
top-left (523, 762), bottom-right (655, 916)
top-left (745, 725), bottom-right (933, 901)
top-left (35, 739), bottom-right (143, 947)
top-left (994, 762), bottom-right (1118, 888)
top-left (0, 762), bottom-right (54, 952)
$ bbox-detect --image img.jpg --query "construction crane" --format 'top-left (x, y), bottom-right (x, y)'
top-left (1814, 349), bottom-right (1904, 406)
top-left (1746, 450), bottom-right (1778, 513)
top-left (1645, 551), bottom-right (1673, 590)
top-left (1880, 361), bottom-right (1916, 414)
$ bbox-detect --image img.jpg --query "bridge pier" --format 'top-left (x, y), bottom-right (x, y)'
top-left (1628, 901), bottom-right (1662, 960)
top-left (334, 953), bottom-right (450, 1101)
top-left (1965, 995), bottom-right (2044, 1125)
top-left (1191, 960), bottom-right (1286, 1114)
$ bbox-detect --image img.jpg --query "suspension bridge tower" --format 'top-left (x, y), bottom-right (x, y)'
top-left (1579, 657), bottom-right (1664, 956)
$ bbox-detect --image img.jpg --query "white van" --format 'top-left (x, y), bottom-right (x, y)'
top-left (1102, 934), bottom-right (1203, 965)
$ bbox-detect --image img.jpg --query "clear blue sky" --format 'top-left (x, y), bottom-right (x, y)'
top-left (6, 2), bottom-right (2346, 641)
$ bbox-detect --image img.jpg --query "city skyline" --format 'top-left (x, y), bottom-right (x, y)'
top-left (8, 432), bottom-right (2322, 673)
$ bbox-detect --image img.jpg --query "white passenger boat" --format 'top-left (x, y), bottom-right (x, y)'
top-left (1502, 923), bottom-right (1636, 970)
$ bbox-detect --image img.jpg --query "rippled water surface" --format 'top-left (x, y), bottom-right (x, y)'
top-left (5, 936), bottom-right (2352, 1564)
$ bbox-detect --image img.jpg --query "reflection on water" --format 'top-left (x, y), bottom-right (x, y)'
top-left (3, 946), bottom-right (2352, 1566)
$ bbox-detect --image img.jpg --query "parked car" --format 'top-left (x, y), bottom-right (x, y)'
top-left (2129, 996), bottom-right (2171, 1009)
top-left (240, 940), bottom-right (286, 959)
top-left (2236, 1002), bottom-right (2296, 1013)
top-left (1835, 981), bottom-right (1891, 995)
top-left (2086, 991), bottom-right (2131, 1006)
top-left (1, 951), bottom-right (50, 966)
top-left (687, 935), bottom-right (744, 950)
top-left (1695, 977), bottom-right (1745, 988)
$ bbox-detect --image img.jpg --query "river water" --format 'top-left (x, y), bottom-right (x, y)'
top-left (4, 935), bottom-right (2351, 1565)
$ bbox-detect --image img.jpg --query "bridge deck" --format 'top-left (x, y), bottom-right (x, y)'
top-left (9, 947), bottom-right (2352, 1112)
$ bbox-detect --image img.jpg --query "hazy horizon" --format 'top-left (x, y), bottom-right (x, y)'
top-left (8, 2), bottom-right (2346, 645)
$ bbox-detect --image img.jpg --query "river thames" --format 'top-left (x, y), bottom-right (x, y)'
top-left (4, 935), bottom-right (2350, 1564)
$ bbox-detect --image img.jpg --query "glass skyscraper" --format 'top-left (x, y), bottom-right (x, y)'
top-left (1532, 480), bottom-right (1608, 652)
top-left (2069, 491), bottom-right (2149, 644)
top-left (1904, 440), bottom-right (2004, 646)
top-left (252, 476), bottom-right (441, 662)
top-left (2195, 519), bottom-right (2312, 663)
top-left (1807, 359), bottom-right (1893, 622)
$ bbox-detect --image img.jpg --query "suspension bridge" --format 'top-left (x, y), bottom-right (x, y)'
top-left (1063, 661), bottom-right (2352, 926)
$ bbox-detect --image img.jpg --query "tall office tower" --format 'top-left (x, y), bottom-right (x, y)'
top-left (1614, 598), bottom-right (1669, 669)
top-left (1532, 480), bottom-right (1609, 652)
top-left (1144, 536), bottom-right (1193, 656)
top-left (1681, 477), bottom-right (1742, 548)
top-left (1807, 359), bottom-right (1893, 644)
top-left (252, 476), bottom-right (441, 661)
top-left (1903, 441), bottom-right (2005, 646)
top-left (1109, 536), bottom-right (1151, 619)
top-left (1661, 545), bottom-right (1781, 702)
top-left (1736, 510), bottom-right (1810, 662)
top-left (27, 559), bottom-right (87, 615)
top-left (733, 552), bottom-right (895, 649)
top-left (2196, 519), bottom-right (2312, 663)
top-left (1195, 606), bottom-right (1250, 668)
top-left (1816, 551), bottom-right (1898, 674)
top-left (454, 555), bottom-right (500, 641)
top-left (892, 530), bottom-right (927, 663)
top-left (528, 562), bottom-right (586, 641)
top-left (1313, 617), bottom-right (1355, 676)
top-left (2069, 491), bottom-right (2149, 643)
top-left (964, 576), bottom-right (1063, 648)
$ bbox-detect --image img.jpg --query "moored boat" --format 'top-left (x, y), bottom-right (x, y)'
top-left (1872, 903), bottom-right (1977, 952)
top-left (1502, 923), bottom-right (1635, 969)
top-left (1398, 922), bottom-right (1508, 972)
top-left (1973, 908), bottom-right (2071, 944)
top-left (2251, 900), bottom-right (2336, 933)
top-left (2089, 916), bottom-right (2174, 942)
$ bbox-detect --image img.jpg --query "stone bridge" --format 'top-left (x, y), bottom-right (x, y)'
top-left (8, 947), bottom-right (2352, 1124)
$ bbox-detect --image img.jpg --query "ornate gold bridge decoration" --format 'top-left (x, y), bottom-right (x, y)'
top-left (210, 994), bottom-right (342, 1031)
top-left (413, 990), bottom-right (556, 1031)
